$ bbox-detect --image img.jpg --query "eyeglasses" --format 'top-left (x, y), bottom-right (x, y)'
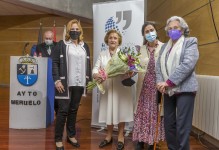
top-left (70, 28), bottom-right (79, 31)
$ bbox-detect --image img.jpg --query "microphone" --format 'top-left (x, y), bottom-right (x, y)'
top-left (23, 42), bottom-right (29, 56)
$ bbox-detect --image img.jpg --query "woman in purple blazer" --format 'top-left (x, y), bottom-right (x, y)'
top-left (156, 16), bottom-right (199, 150)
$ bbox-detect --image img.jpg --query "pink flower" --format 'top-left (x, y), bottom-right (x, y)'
top-left (98, 68), bottom-right (107, 81)
top-left (127, 55), bottom-right (135, 66)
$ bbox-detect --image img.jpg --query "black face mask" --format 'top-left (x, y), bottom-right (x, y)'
top-left (69, 31), bottom-right (81, 40)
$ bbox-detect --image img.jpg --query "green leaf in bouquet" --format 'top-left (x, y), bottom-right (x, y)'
top-left (96, 82), bottom-right (105, 94)
top-left (87, 80), bottom-right (105, 94)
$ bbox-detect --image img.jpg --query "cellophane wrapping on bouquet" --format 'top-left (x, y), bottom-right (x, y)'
top-left (87, 46), bottom-right (144, 94)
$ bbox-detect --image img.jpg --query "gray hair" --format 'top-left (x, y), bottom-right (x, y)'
top-left (44, 30), bottom-right (54, 37)
top-left (165, 16), bottom-right (190, 37)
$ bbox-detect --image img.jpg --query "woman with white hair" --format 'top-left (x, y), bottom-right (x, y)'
top-left (156, 16), bottom-right (199, 150)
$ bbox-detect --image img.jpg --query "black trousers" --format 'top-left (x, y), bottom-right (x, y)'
top-left (55, 86), bottom-right (84, 142)
top-left (164, 92), bottom-right (195, 150)
top-left (54, 98), bottom-right (58, 114)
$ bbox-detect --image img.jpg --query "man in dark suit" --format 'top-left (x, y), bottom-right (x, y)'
top-left (36, 30), bottom-right (57, 57)
top-left (36, 30), bottom-right (58, 114)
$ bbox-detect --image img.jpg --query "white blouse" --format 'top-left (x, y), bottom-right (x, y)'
top-left (68, 43), bottom-right (86, 87)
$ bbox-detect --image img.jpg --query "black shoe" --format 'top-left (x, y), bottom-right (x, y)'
top-left (99, 138), bottom-right (113, 148)
top-left (56, 145), bottom-right (64, 150)
top-left (135, 142), bottom-right (144, 150)
top-left (148, 144), bottom-right (154, 150)
top-left (67, 137), bottom-right (80, 148)
top-left (117, 141), bottom-right (124, 150)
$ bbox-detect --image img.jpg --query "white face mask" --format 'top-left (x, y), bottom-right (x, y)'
top-left (45, 39), bottom-right (53, 45)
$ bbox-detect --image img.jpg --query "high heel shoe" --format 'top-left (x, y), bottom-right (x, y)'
top-left (67, 137), bottom-right (80, 148)
top-left (56, 146), bottom-right (64, 150)
top-left (55, 142), bottom-right (64, 150)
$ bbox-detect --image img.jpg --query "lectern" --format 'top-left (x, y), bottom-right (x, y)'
top-left (9, 56), bottom-right (54, 129)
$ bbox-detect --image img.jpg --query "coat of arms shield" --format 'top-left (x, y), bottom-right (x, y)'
top-left (17, 63), bottom-right (38, 86)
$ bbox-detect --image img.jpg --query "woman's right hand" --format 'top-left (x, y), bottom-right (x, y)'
top-left (55, 81), bottom-right (65, 93)
top-left (156, 82), bottom-right (168, 93)
top-left (93, 73), bottom-right (104, 84)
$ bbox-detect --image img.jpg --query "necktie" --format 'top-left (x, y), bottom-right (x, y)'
top-left (47, 46), bottom-right (51, 55)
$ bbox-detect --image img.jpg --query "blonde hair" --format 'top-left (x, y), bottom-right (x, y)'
top-left (104, 29), bottom-right (122, 46)
top-left (65, 19), bottom-right (84, 41)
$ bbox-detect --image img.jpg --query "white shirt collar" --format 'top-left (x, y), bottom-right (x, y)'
top-left (64, 40), bottom-right (84, 46)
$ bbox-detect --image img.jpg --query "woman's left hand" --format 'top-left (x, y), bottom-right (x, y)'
top-left (122, 71), bottom-right (134, 80)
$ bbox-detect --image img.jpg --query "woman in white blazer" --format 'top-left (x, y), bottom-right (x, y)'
top-left (93, 29), bottom-right (134, 150)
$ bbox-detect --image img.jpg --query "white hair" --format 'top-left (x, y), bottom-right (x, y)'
top-left (165, 16), bottom-right (190, 37)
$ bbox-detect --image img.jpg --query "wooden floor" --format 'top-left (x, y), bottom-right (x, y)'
top-left (0, 87), bottom-right (214, 150)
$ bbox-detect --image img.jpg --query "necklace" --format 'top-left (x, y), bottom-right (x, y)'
top-left (109, 50), bottom-right (116, 57)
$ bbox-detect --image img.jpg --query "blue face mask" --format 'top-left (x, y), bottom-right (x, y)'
top-left (145, 31), bottom-right (157, 42)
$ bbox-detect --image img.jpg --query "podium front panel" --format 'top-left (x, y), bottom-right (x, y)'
top-left (9, 56), bottom-right (51, 129)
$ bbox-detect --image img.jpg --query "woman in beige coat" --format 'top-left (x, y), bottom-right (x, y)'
top-left (93, 29), bottom-right (134, 150)
top-left (133, 22), bottom-right (165, 150)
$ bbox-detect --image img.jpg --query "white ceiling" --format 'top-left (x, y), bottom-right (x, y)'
top-left (0, 0), bottom-right (124, 23)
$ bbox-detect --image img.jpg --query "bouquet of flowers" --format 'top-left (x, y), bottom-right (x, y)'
top-left (87, 45), bottom-right (144, 94)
